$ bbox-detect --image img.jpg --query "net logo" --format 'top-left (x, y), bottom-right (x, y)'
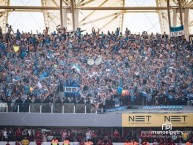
top-left (164, 115), bottom-right (187, 122)
top-left (162, 122), bottom-right (172, 130)
top-left (128, 115), bottom-right (151, 122)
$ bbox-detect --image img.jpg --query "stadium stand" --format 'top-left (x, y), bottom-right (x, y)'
top-left (0, 26), bottom-right (193, 112)
top-left (0, 25), bottom-right (193, 144)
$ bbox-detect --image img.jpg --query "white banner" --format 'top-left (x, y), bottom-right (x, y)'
top-left (170, 26), bottom-right (184, 37)
top-left (64, 87), bottom-right (79, 93)
top-left (170, 30), bottom-right (184, 37)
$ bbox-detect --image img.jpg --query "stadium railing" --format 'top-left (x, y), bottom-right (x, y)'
top-left (0, 103), bottom-right (98, 114)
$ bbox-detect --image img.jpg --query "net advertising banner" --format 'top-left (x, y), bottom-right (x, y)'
top-left (170, 25), bottom-right (184, 37)
top-left (122, 113), bottom-right (193, 127)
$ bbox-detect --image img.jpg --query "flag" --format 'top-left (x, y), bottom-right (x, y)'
top-left (13, 45), bottom-right (19, 52)
top-left (170, 25), bottom-right (184, 37)
top-left (71, 64), bottom-right (81, 73)
top-left (37, 82), bottom-right (42, 89)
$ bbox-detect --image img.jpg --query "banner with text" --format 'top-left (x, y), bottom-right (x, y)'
top-left (122, 113), bottom-right (193, 127)
top-left (170, 25), bottom-right (184, 37)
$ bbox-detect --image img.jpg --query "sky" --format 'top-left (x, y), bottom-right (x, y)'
top-left (8, 0), bottom-right (161, 34)
top-left (8, 0), bottom-right (44, 33)
top-left (123, 0), bottom-right (161, 34)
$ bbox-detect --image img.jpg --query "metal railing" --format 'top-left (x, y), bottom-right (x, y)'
top-left (0, 103), bottom-right (99, 114)
top-left (1, 102), bottom-right (193, 113)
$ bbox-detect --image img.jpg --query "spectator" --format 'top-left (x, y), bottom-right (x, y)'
top-left (63, 138), bottom-right (70, 145)
top-left (113, 129), bottom-right (120, 142)
top-left (24, 97), bottom-right (32, 112)
top-left (51, 137), bottom-right (59, 145)
top-left (0, 26), bottom-right (192, 113)
top-left (186, 139), bottom-right (192, 145)
top-left (21, 137), bottom-right (30, 145)
top-left (6, 141), bottom-right (10, 145)
top-left (15, 141), bottom-right (21, 145)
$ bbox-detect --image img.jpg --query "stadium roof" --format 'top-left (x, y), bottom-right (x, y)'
top-left (0, 0), bottom-right (193, 39)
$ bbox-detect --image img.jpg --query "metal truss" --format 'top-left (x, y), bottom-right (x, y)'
top-left (0, 0), bottom-right (192, 36)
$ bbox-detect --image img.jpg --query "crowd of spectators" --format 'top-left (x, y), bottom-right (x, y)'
top-left (0, 127), bottom-right (193, 144)
top-left (0, 127), bottom-right (113, 143)
top-left (0, 25), bottom-right (193, 112)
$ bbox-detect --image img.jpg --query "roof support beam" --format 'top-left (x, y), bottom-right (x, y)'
top-left (77, 0), bottom-right (95, 7)
top-left (80, 12), bottom-right (118, 26)
top-left (120, 0), bottom-right (125, 32)
top-left (1, 6), bottom-right (193, 10)
top-left (184, 0), bottom-right (193, 7)
top-left (156, 0), bottom-right (164, 34)
top-left (60, 0), bottom-right (63, 28)
top-left (3, 0), bottom-right (10, 33)
top-left (41, 0), bottom-right (48, 28)
top-left (7, 10), bottom-right (160, 13)
top-left (52, 0), bottom-right (59, 7)
top-left (63, 0), bottom-right (69, 6)
top-left (178, 0), bottom-right (183, 26)
top-left (0, 6), bottom-right (65, 10)
top-left (100, 13), bottom-right (121, 30)
top-left (80, 6), bottom-right (193, 10)
top-left (79, 0), bottom-right (108, 25)
top-left (70, 0), bottom-right (75, 30)
top-left (167, 0), bottom-right (171, 31)
top-left (184, 8), bottom-right (189, 40)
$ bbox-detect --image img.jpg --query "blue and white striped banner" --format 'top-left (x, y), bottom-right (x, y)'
top-left (170, 25), bottom-right (184, 37)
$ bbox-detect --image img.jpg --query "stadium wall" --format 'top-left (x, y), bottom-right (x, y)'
top-left (1, 113), bottom-right (193, 127)
top-left (0, 113), bottom-right (121, 127)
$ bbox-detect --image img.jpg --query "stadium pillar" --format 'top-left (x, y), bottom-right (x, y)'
top-left (156, 0), bottom-right (164, 34)
top-left (173, 8), bottom-right (177, 27)
top-left (70, 0), bottom-right (75, 30)
top-left (74, 9), bottom-right (79, 30)
top-left (178, 0), bottom-right (183, 26)
top-left (60, 0), bottom-right (63, 28)
top-left (120, 0), bottom-right (125, 33)
top-left (166, 0), bottom-right (171, 36)
top-left (184, 8), bottom-right (189, 40)
top-left (63, 9), bottom-right (67, 28)
top-left (60, 0), bottom-right (68, 28)
top-left (41, 0), bottom-right (48, 28)
top-left (2, 0), bottom-right (10, 33)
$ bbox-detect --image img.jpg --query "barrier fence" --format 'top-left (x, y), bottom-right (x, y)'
top-left (0, 103), bottom-right (98, 114)
top-left (0, 102), bottom-right (193, 114)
